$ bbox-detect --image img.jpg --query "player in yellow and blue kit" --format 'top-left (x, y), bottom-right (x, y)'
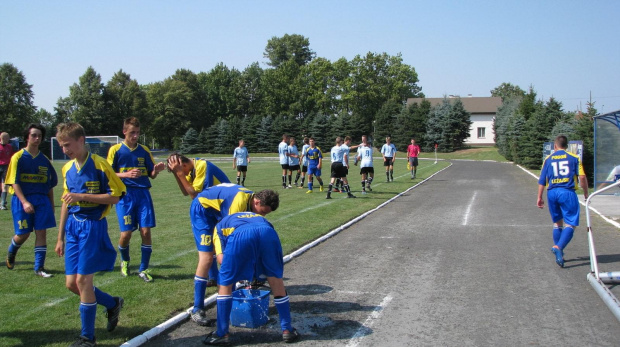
top-left (188, 184), bottom-right (279, 326)
top-left (305, 137), bottom-right (324, 193)
top-left (5, 124), bottom-right (57, 277)
top-left (203, 211), bottom-right (299, 345)
top-left (537, 135), bottom-right (589, 268)
top-left (54, 122), bottom-right (127, 347)
top-left (107, 117), bottom-right (166, 282)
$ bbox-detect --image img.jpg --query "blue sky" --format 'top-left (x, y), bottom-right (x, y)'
top-left (2, 1), bottom-right (619, 114)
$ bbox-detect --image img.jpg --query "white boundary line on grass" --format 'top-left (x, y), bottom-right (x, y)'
top-left (516, 164), bottom-right (620, 229)
top-left (121, 162), bottom-right (453, 347)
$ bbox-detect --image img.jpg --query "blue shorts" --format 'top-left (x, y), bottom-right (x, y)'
top-left (115, 188), bottom-right (156, 232)
top-left (190, 198), bottom-right (217, 252)
top-left (64, 216), bottom-right (116, 275)
top-left (547, 188), bottom-right (580, 226)
top-left (308, 166), bottom-right (321, 177)
top-left (12, 194), bottom-right (56, 235)
top-left (218, 225), bottom-right (284, 286)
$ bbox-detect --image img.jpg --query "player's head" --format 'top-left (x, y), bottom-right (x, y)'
top-left (361, 135), bottom-right (368, 143)
top-left (289, 136), bottom-right (296, 145)
top-left (251, 189), bottom-right (280, 215)
top-left (411, 138), bottom-right (416, 144)
top-left (309, 137), bottom-right (315, 147)
top-left (335, 136), bottom-right (342, 145)
top-left (56, 122), bottom-right (86, 159)
top-left (239, 139), bottom-right (245, 147)
top-left (123, 117), bottom-right (141, 147)
top-left (23, 123), bottom-right (46, 146)
top-left (344, 136), bottom-right (351, 144)
top-left (554, 135), bottom-right (568, 150)
top-left (303, 137), bottom-right (309, 145)
top-left (167, 152), bottom-right (193, 174)
top-left (282, 134), bottom-right (289, 142)
top-left (386, 136), bottom-right (391, 143)
top-left (1, 132), bottom-right (10, 144)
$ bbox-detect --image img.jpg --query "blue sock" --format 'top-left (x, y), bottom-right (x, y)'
top-left (274, 296), bottom-right (293, 332)
top-left (193, 276), bottom-right (208, 311)
top-left (79, 302), bottom-right (97, 340)
top-left (558, 226), bottom-right (575, 250)
top-left (34, 245), bottom-right (46, 271)
top-left (552, 227), bottom-right (562, 245)
top-left (94, 287), bottom-right (116, 309)
top-left (140, 244), bottom-right (152, 272)
top-left (119, 245), bottom-right (130, 262)
top-left (8, 239), bottom-right (22, 255)
top-left (208, 257), bottom-right (219, 283)
top-left (308, 181), bottom-right (313, 191)
top-left (216, 295), bottom-right (233, 337)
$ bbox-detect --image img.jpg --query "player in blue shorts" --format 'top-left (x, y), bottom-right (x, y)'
top-left (107, 117), bottom-right (166, 282)
top-left (54, 122), bottom-right (127, 346)
top-left (305, 137), bottom-right (324, 193)
top-left (537, 135), bottom-right (589, 268)
top-left (203, 211), bottom-right (299, 345)
top-left (232, 139), bottom-right (250, 186)
top-left (188, 184), bottom-right (279, 326)
top-left (5, 124), bottom-right (57, 277)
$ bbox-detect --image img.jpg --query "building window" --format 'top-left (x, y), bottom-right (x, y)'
top-left (477, 127), bottom-right (486, 139)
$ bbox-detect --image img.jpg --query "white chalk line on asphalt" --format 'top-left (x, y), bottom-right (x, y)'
top-left (516, 164), bottom-right (620, 229)
top-left (121, 161), bottom-right (454, 346)
top-left (344, 294), bottom-right (394, 347)
top-left (462, 191), bottom-right (479, 226)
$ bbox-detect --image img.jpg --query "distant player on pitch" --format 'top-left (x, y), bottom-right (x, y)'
top-left (107, 117), bottom-right (166, 282)
top-left (299, 137), bottom-right (310, 188)
top-left (407, 138), bottom-right (421, 179)
top-left (381, 136), bottom-right (397, 182)
top-left (287, 136), bottom-right (301, 187)
top-left (356, 135), bottom-right (374, 194)
top-left (326, 137), bottom-right (355, 199)
top-left (232, 139), bottom-right (250, 186)
top-left (305, 137), bottom-right (324, 193)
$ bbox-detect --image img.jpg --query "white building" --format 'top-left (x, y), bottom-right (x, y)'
top-left (406, 96), bottom-right (503, 145)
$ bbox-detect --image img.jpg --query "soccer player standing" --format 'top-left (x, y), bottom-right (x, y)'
top-left (381, 136), bottom-right (397, 182)
top-left (278, 134), bottom-right (290, 189)
top-left (203, 211), bottom-right (299, 345)
top-left (305, 137), bottom-right (324, 193)
top-left (107, 117), bottom-right (166, 282)
top-left (407, 138), bottom-right (421, 179)
top-left (0, 131), bottom-right (15, 210)
top-left (55, 122), bottom-right (127, 346)
top-left (299, 137), bottom-right (310, 188)
top-left (232, 139), bottom-right (250, 186)
top-left (287, 136), bottom-right (301, 187)
top-left (356, 135), bottom-right (374, 194)
top-left (326, 137), bottom-right (355, 199)
top-left (537, 135), bottom-right (589, 268)
top-left (5, 124), bottom-right (57, 277)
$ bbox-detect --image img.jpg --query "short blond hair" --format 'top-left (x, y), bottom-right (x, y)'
top-left (0, 132), bottom-right (9, 144)
top-left (56, 122), bottom-right (86, 142)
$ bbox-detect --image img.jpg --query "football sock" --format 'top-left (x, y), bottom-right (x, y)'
top-left (282, 176), bottom-right (286, 186)
top-left (94, 287), bottom-right (116, 309)
top-left (344, 184), bottom-right (351, 193)
top-left (288, 175), bottom-right (292, 185)
top-left (242, 176), bottom-right (245, 185)
top-left (328, 184), bottom-right (333, 192)
top-left (80, 302), bottom-right (97, 341)
top-left (308, 181), bottom-right (313, 191)
top-left (295, 172), bottom-right (300, 184)
top-left (390, 170), bottom-right (394, 180)
top-left (552, 227), bottom-right (562, 245)
top-left (558, 227), bottom-right (575, 250)
top-left (301, 177), bottom-right (305, 186)
top-left (119, 245), bottom-right (130, 262)
top-left (236, 176), bottom-right (241, 184)
top-left (216, 295), bottom-right (233, 337)
top-left (274, 296), bottom-right (293, 332)
top-left (8, 239), bottom-right (22, 255)
top-left (386, 172), bottom-right (390, 180)
top-left (140, 244), bottom-right (152, 272)
top-left (368, 177), bottom-right (373, 185)
top-left (193, 276), bottom-right (208, 311)
top-left (0, 192), bottom-right (6, 205)
top-left (34, 245), bottom-right (46, 271)
top-left (361, 180), bottom-right (366, 191)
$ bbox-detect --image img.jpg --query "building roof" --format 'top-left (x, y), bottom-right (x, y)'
top-left (407, 96), bottom-right (503, 114)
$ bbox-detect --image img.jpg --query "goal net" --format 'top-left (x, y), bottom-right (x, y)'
top-left (51, 136), bottom-right (121, 161)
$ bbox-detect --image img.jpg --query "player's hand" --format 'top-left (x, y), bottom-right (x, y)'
top-left (537, 198), bottom-right (544, 209)
top-left (22, 201), bottom-right (34, 214)
top-left (167, 155), bottom-right (183, 173)
top-left (154, 162), bottom-right (166, 173)
top-left (127, 168), bottom-right (142, 178)
top-left (61, 193), bottom-right (81, 205)
top-left (55, 239), bottom-right (65, 257)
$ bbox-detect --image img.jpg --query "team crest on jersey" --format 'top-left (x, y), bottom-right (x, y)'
top-left (85, 181), bottom-right (101, 194)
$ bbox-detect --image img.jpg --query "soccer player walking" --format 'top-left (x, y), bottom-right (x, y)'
top-left (537, 135), bottom-right (589, 268)
top-left (356, 135), bottom-right (374, 194)
top-left (232, 139), bottom-right (250, 186)
top-left (381, 136), bottom-right (397, 182)
top-left (107, 117), bottom-right (166, 282)
top-left (407, 138), bottom-right (421, 179)
top-left (5, 124), bottom-right (57, 277)
top-left (55, 122), bottom-right (127, 346)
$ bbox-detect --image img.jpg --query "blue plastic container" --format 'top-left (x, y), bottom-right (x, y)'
top-left (230, 289), bottom-right (271, 328)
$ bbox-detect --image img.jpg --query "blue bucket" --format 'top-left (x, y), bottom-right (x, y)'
top-left (230, 289), bottom-right (270, 328)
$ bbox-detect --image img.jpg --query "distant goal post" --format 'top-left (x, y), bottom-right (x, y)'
top-left (50, 136), bottom-right (121, 161)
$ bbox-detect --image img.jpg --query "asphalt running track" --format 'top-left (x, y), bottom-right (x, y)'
top-left (146, 160), bottom-right (620, 346)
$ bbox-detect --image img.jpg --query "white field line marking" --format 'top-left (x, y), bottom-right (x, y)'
top-left (345, 294), bottom-right (394, 347)
top-left (462, 191), bottom-right (478, 226)
top-left (517, 164), bottom-right (620, 229)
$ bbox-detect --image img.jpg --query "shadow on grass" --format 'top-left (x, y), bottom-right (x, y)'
top-left (0, 325), bottom-right (153, 347)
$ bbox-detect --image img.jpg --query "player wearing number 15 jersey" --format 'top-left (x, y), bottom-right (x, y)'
top-left (537, 135), bottom-right (589, 268)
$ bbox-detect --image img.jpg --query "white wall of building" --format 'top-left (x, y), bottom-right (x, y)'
top-left (466, 114), bottom-right (495, 145)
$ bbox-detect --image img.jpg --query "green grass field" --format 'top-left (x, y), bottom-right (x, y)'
top-left (0, 153), bottom-right (457, 347)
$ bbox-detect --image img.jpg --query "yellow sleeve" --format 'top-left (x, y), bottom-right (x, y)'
top-left (228, 191), bottom-right (252, 214)
top-left (4, 150), bottom-right (21, 186)
top-left (107, 144), bottom-right (120, 166)
top-left (213, 229), bottom-right (222, 255)
top-left (191, 159), bottom-right (206, 193)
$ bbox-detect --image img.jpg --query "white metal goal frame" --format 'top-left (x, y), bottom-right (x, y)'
top-left (50, 136), bottom-right (121, 161)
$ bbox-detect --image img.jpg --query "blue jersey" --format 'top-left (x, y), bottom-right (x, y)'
top-left (306, 147), bottom-right (322, 169)
top-left (62, 153), bottom-right (126, 220)
top-left (233, 147), bottom-right (249, 166)
top-left (194, 183), bottom-right (254, 218)
top-left (187, 159), bottom-right (230, 193)
top-left (5, 149), bottom-right (57, 196)
top-left (330, 145), bottom-right (346, 164)
top-left (538, 150), bottom-right (585, 191)
top-left (213, 211), bottom-right (273, 255)
top-left (288, 145), bottom-right (300, 166)
top-left (107, 142), bottom-right (156, 189)
top-left (278, 142), bottom-right (289, 165)
top-left (381, 143), bottom-right (397, 157)
top-left (301, 144), bottom-right (310, 166)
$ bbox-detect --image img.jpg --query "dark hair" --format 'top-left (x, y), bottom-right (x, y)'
top-left (124, 117), bottom-right (140, 131)
top-left (23, 123), bottom-right (46, 143)
top-left (168, 151), bottom-right (191, 164)
top-left (555, 135), bottom-right (568, 149)
top-left (254, 189), bottom-right (280, 211)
